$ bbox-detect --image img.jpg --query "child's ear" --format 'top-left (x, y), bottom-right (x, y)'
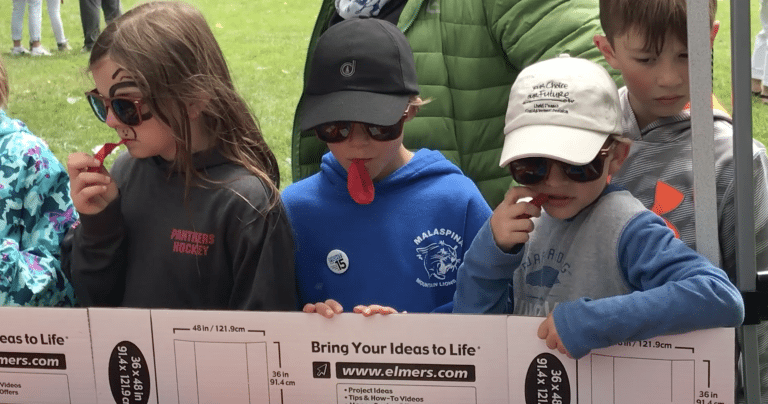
top-left (593, 34), bottom-right (620, 69)
top-left (607, 140), bottom-right (631, 175)
top-left (404, 103), bottom-right (419, 122)
top-left (710, 21), bottom-right (720, 47)
top-left (187, 96), bottom-right (210, 121)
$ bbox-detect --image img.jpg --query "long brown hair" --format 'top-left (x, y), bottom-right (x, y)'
top-left (89, 1), bottom-right (279, 204)
top-left (0, 57), bottom-right (8, 108)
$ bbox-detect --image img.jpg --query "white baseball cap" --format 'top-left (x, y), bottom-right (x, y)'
top-left (499, 54), bottom-right (622, 168)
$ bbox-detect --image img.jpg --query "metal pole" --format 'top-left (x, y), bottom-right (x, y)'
top-left (730, 0), bottom-right (762, 402)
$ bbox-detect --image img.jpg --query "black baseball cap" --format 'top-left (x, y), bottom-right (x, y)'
top-left (299, 18), bottom-right (420, 131)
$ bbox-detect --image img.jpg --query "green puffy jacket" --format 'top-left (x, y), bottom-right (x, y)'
top-left (291, 0), bottom-right (621, 208)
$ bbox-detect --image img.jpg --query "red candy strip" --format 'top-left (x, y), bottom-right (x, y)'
top-left (516, 194), bottom-right (548, 219)
top-left (347, 158), bottom-right (375, 205)
top-left (87, 139), bottom-right (127, 172)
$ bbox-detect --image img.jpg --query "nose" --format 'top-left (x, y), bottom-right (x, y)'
top-left (543, 162), bottom-right (570, 187)
top-left (346, 123), bottom-right (371, 146)
top-left (104, 107), bottom-right (122, 129)
top-left (656, 61), bottom-right (684, 87)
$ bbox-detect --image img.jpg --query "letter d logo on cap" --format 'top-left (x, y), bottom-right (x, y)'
top-left (340, 60), bottom-right (356, 77)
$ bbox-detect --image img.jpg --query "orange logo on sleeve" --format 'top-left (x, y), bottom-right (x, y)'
top-left (650, 181), bottom-right (684, 239)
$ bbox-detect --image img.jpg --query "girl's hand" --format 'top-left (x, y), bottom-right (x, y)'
top-left (489, 187), bottom-right (542, 251)
top-left (352, 304), bottom-right (398, 317)
top-left (67, 152), bottom-right (119, 215)
top-left (303, 299), bottom-right (344, 318)
top-left (537, 313), bottom-right (573, 358)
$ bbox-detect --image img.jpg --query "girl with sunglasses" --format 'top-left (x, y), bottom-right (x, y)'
top-left (0, 57), bottom-right (77, 306)
top-left (282, 18), bottom-right (492, 318)
top-left (64, 1), bottom-right (296, 310)
top-left (454, 56), bottom-right (743, 359)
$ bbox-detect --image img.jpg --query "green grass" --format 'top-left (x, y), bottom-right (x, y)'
top-left (0, 0), bottom-right (764, 190)
top-left (713, 1), bottom-right (768, 145)
top-left (0, 0), bottom-right (320, 188)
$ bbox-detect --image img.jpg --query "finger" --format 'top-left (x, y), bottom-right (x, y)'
top-left (546, 335), bottom-right (558, 350)
top-left (314, 302), bottom-right (336, 318)
top-left (537, 320), bottom-right (549, 339)
top-left (505, 186), bottom-right (538, 205)
top-left (77, 183), bottom-right (113, 202)
top-left (378, 307), bottom-right (398, 315)
top-left (324, 299), bottom-right (344, 314)
top-left (67, 152), bottom-right (100, 175)
top-left (353, 305), bottom-right (373, 316)
top-left (302, 304), bottom-right (317, 313)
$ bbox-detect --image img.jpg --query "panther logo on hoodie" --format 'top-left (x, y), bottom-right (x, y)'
top-left (416, 240), bottom-right (460, 281)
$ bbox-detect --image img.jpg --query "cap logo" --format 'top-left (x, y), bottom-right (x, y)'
top-left (523, 80), bottom-right (574, 113)
top-left (340, 60), bottom-right (356, 77)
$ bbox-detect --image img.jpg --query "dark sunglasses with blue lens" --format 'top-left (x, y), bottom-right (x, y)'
top-left (509, 141), bottom-right (616, 185)
top-left (85, 89), bottom-right (153, 127)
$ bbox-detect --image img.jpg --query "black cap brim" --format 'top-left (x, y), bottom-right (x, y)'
top-left (300, 90), bottom-right (411, 131)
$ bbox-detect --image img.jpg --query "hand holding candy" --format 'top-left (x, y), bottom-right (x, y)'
top-left (516, 193), bottom-right (548, 219)
top-left (87, 139), bottom-right (127, 173)
top-left (490, 188), bottom-right (546, 251)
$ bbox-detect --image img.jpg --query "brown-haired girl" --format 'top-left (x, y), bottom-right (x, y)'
top-left (65, 1), bottom-right (296, 310)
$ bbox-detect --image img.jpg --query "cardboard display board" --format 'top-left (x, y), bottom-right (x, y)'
top-left (0, 307), bottom-right (734, 403)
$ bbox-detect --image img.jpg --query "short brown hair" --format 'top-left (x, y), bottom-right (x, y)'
top-left (599, 0), bottom-right (716, 54)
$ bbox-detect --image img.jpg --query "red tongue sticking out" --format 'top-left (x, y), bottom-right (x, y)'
top-left (87, 139), bottom-right (128, 172)
top-left (516, 194), bottom-right (548, 219)
top-left (348, 159), bottom-right (375, 204)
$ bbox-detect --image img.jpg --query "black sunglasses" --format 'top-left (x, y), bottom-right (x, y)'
top-left (313, 114), bottom-right (406, 143)
top-left (509, 141), bottom-right (615, 185)
top-left (85, 89), bottom-right (153, 126)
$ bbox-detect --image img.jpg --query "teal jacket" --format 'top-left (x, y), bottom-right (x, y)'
top-left (0, 110), bottom-right (78, 306)
top-left (292, 0), bottom-right (621, 208)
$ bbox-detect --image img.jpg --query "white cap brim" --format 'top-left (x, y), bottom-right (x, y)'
top-left (499, 124), bottom-right (611, 167)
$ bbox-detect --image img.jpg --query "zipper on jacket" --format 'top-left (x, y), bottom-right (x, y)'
top-left (399, 0), bottom-right (427, 33)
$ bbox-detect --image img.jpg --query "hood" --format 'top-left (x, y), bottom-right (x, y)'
top-left (618, 87), bottom-right (732, 142)
top-left (0, 110), bottom-right (33, 138)
top-left (148, 147), bottom-right (232, 177)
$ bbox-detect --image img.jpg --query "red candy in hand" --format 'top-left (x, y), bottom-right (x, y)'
top-left (516, 194), bottom-right (548, 219)
top-left (87, 139), bottom-right (127, 172)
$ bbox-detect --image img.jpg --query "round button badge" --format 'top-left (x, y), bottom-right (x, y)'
top-left (326, 249), bottom-right (349, 274)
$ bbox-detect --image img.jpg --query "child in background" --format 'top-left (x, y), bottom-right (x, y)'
top-left (10, 0), bottom-right (51, 55)
top-left (452, 55), bottom-right (744, 359)
top-left (593, 0), bottom-right (768, 399)
top-left (64, 1), bottom-right (296, 310)
top-left (45, 0), bottom-right (71, 51)
top-left (282, 18), bottom-right (491, 317)
top-left (0, 56), bottom-right (77, 305)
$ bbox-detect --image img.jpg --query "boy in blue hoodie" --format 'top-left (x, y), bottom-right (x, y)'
top-left (452, 55), bottom-right (743, 359)
top-left (282, 18), bottom-right (492, 317)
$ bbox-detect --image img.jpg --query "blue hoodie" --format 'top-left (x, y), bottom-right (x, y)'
top-left (282, 149), bottom-right (492, 312)
top-left (0, 110), bottom-right (77, 306)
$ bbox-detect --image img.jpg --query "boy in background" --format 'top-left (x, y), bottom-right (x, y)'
top-left (453, 55), bottom-right (744, 359)
top-left (282, 18), bottom-right (491, 317)
top-left (593, 0), bottom-right (768, 400)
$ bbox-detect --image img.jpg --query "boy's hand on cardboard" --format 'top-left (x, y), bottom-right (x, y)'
top-left (67, 152), bottom-right (119, 215)
top-left (490, 187), bottom-right (541, 251)
top-left (353, 304), bottom-right (399, 317)
top-left (303, 300), bottom-right (399, 318)
top-left (537, 313), bottom-right (573, 358)
top-left (303, 299), bottom-right (344, 318)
